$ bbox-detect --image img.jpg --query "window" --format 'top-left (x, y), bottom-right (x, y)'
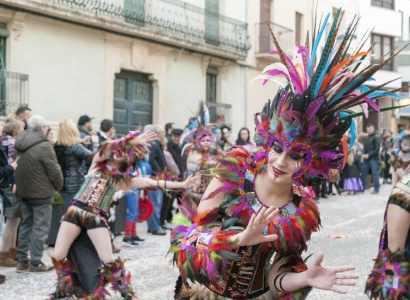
top-left (206, 66), bottom-right (218, 122)
top-left (295, 12), bottom-right (303, 44)
top-left (402, 81), bottom-right (410, 93)
top-left (371, 0), bottom-right (394, 9)
top-left (372, 34), bottom-right (394, 71)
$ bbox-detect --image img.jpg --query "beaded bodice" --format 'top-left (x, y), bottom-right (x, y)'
top-left (73, 175), bottom-right (116, 215)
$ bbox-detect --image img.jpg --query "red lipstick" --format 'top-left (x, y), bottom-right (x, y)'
top-left (272, 166), bottom-right (287, 176)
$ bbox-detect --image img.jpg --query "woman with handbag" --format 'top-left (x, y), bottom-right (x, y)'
top-left (0, 117), bottom-right (24, 268)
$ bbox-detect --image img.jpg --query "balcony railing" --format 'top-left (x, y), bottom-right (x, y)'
top-left (255, 22), bottom-right (293, 56)
top-left (46, 0), bottom-right (250, 56)
top-left (0, 71), bottom-right (29, 116)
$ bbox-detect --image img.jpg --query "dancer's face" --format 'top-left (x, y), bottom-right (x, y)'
top-left (200, 136), bottom-right (211, 150)
top-left (267, 140), bottom-right (305, 185)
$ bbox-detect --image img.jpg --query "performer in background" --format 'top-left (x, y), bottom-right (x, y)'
top-left (181, 103), bottom-right (223, 206)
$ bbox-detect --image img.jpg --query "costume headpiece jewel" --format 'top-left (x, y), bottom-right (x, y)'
top-left (252, 9), bottom-right (407, 183)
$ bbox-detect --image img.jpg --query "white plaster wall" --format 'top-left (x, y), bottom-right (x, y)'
top-left (165, 51), bottom-right (247, 141)
top-left (165, 52), bottom-right (206, 129)
top-left (9, 15), bottom-right (105, 123)
top-left (398, 66), bottom-right (410, 82)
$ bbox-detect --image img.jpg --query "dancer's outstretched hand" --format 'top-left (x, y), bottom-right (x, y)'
top-left (234, 206), bottom-right (279, 246)
top-left (183, 173), bottom-right (198, 189)
top-left (132, 131), bottom-right (157, 146)
top-left (306, 253), bottom-right (359, 294)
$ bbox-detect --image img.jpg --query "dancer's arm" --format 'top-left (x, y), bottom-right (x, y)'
top-left (89, 131), bottom-right (157, 168)
top-left (268, 253), bottom-right (358, 296)
top-left (129, 173), bottom-right (197, 190)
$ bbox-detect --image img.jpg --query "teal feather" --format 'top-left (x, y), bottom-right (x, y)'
top-left (308, 13), bottom-right (330, 77)
top-left (308, 9), bottom-right (341, 97)
top-left (314, 33), bottom-right (344, 97)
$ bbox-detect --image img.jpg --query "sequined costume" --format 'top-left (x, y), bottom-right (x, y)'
top-left (365, 167), bottom-right (410, 300)
top-left (171, 146), bottom-right (319, 299)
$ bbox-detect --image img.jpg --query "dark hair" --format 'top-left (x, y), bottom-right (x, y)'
top-left (237, 127), bottom-right (251, 143)
top-left (100, 119), bottom-right (114, 132)
top-left (15, 105), bottom-right (31, 116)
top-left (165, 122), bottom-right (174, 132)
top-left (366, 123), bottom-right (374, 128)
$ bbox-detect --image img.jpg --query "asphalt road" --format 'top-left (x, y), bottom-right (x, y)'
top-left (0, 183), bottom-right (391, 300)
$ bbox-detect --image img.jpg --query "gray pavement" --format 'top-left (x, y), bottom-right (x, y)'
top-left (0, 183), bottom-right (391, 300)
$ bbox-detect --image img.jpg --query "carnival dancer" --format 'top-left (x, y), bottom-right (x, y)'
top-left (50, 130), bottom-right (197, 300)
top-left (181, 102), bottom-right (223, 206)
top-left (170, 9), bottom-right (406, 300)
top-left (365, 165), bottom-right (410, 299)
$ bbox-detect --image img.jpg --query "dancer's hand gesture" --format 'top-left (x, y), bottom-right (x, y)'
top-left (233, 206), bottom-right (279, 246)
top-left (183, 173), bottom-right (198, 189)
top-left (306, 253), bottom-right (358, 293)
top-left (131, 131), bottom-right (157, 146)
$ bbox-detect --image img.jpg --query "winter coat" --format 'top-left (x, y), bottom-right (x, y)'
top-left (0, 144), bottom-right (14, 189)
top-left (147, 140), bottom-right (166, 174)
top-left (15, 130), bottom-right (63, 199)
top-left (363, 133), bottom-right (381, 160)
top-left (344, 155), bottom-right (361, 178)
top-left (54, 143), bottom-right (92, 193)
top-left (167, 139), bottom-right (184, 176)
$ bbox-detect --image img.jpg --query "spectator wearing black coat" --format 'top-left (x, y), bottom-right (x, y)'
top-left (54, 119), bottom-right (92, 210)
top-left (167, 128), bottom-right (184, 177)
top-left (361, 123), bottom-right (381, 194)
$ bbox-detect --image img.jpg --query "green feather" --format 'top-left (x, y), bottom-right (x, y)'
top-left (172, 213), bottom-right (191, 226)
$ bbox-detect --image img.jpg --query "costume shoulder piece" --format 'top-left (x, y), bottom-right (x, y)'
top-left (202, 145), bottom-right (258, 201)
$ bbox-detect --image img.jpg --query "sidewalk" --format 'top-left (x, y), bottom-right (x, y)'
top-left (0, 182), bottom-right (392, 300)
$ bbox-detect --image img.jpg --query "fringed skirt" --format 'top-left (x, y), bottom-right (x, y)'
top-left (343, 177), bottom-right (363, 192)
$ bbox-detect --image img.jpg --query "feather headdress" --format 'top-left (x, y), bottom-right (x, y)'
top-left (253, 9), bottom-right (407, 183)
top-left (181, 101), bottom-right (220, 155)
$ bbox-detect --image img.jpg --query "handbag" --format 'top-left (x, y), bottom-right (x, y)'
top-left (365, 205), bottom-right (410, 299)
top-left (1, 186), bottom-right (17, 209)
top-left (1, 185), bottom-right (20, 218)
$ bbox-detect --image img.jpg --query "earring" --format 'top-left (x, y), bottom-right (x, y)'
top-left (295, 162), bottom-right (301, 168)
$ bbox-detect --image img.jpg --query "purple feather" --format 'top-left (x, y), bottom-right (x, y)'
top-left (319, 150), bottom-right (339, 161)
top-left (277, 91), bottom-right (290, 116)
top-left (323, 113), bottom-right (339, 135)
top-left (270, 51), bottom-right (303, 93)
top-left (305, 97), bottom-right (325, 121)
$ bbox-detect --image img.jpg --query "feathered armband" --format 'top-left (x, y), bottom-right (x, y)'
top-left (169, 213), bottom-right (242, 290)
top-left (365, 248), bottom-right (410, 300)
